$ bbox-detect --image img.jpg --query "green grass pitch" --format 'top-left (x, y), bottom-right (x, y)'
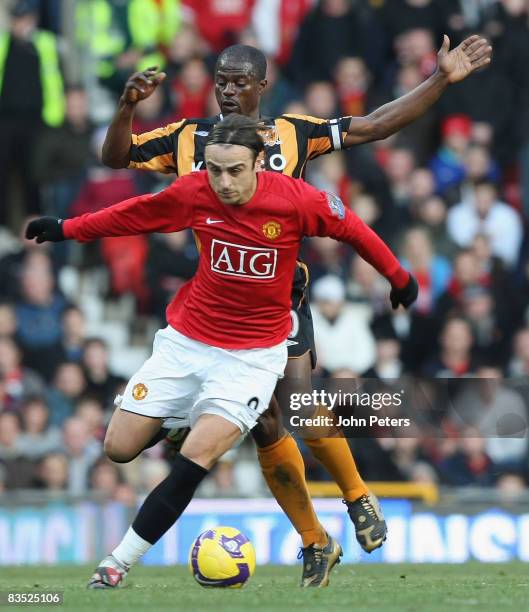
top-left (1, 563), bottom-right (528, 612)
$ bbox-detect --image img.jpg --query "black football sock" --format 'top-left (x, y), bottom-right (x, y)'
top-left (132, 452), bottom-right (208, 544)
top-left (142, 427), bottom-right (170, 451)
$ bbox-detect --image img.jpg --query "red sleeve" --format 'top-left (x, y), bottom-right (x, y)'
top-left (63, 175), bottom-right (199, 243)
top-left (298, 185), bottom-right (409, 289)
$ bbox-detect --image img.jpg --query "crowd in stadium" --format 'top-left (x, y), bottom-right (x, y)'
top-left (1, 0), bottom-right (529, 500)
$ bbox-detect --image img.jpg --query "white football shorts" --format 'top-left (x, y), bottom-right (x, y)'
top-left (117, 326), bottom-right (288, 433)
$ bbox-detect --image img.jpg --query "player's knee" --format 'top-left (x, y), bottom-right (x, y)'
top-left (252, 398), bottom-right (285, 447)
top-left (103, 431), bottom-right (136, 463)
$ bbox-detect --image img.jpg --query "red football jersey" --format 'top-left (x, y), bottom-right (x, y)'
top-left (63, 171), bottom-right (407, 349)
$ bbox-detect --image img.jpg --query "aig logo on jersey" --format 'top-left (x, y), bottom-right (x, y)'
top-left (211, 239), bottom-right (278, 279)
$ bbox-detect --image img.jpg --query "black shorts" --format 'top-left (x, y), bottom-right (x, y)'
top-left (288, 262), bottom-right (317, 369)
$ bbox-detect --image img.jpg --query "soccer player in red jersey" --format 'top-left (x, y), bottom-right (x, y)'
top-left (26, 115), bottom-right (418, 588)
top-left (98, 36), bottom-right (492, 561)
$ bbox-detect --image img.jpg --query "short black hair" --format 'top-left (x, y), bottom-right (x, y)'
top-left (473, 177), bottom-right (498, 191)
top-left (216, 44), bottom-right (267, 80)
top-left (206, 114), bottom-right (264, 160)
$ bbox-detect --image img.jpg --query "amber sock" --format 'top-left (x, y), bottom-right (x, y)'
top-left (304, 436), bottom-right (369, 502)
top-left (257, 433), bottom-right (328, 547)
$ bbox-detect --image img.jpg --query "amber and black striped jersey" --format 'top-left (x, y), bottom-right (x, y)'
top-left (128, 113), bottom-right (352, 178)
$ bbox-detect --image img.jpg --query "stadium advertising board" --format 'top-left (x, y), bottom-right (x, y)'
top-left (1, 499), bottom-right (529, 565)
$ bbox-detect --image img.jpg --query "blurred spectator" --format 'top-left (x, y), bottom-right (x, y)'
top-left (89, 457), bottom-right (135, 503)
top-left (384, 147), bottom-right (417, 210)
top-left (438, 431), bottom-right (496, 486)
top-left (46, 362), bottom-right (86, 426)
top-left (393, 28), bottom-right (438, 78)
top-left (351, 434), bottom-right (434, 483)
top-left (164, 24), bottom-right (207, 78)
top-left (444, 143), bottom-right (501, 206)
top-left (137, 457), bottom-right (170, 493)
top-left (312, 274), bottom-right (376, 374)
top-left (59, 306), bottom-right (86, 363)
top-left (470, 234), bottom-right (518, 331)
top-left (334, 56), bottom-right (371, 117)
top-left (0, 335), bottom-right (45, 409)
top-left (496, 471), bottom-right (527, 503)
top-left (0, 0), bottom-right (65, 227)
top-left (31, 87), bottom-right (95, 222)
top-left (408, 168), bottom-right (436, 214)
top-left (171, 57), bottom-right (213, 120)
top-left (0, 222), bottom-right (47, 302)
top-left (447, 179), bottom-right (523, 267)
top-left (303, 81), bottom-right (339, 119)
top-left (435, 249), bottom-right (485, 320)
top-left (70, 126), bottom-right (140, 216)
top-left (62, 417), bottom-right (102, 495)
top-left (182, 0), bottom-right (254, 52)
top-left (449, 366), bottom-right (528, 468)
top-left (401, 227), bottom-right (452, 316)
top-left (17, 396), bottom-right (61, 459)
top-left (391, 437), bottom-right (437, 484)
top-left (377, 0), bottom-right (447, 46)
top-left (509, 327), bottom-right (529, 377)
top-left (429, 114), bottom-right (471, 194)
top-left (146, 231), bottom-right (198, 324)
top-left (34, 452), bottom-right (69, 491)
top-left (461, 286), bottom-right (510, 365)
top-left (75, 396), bottom-right (106, 441)
top-left (76, 0), bottom-right (180, 94)
top-left (0, 411), bottom-right (22, 457)
top-left (259, 57), bottom-right (298, 117)
top-left (289, 0), bottom-right (383, 87)
top-left (252, 0), bottom-right (312, 66)
top-left (305, 152), bottom-right (355, 208)
top-left (385, 59), bottom-right (437, 164)
top-left (0, 301), bottom-right (17, 337)
top-left (423, 316), bottom-right (476, 377)
top-left (414, 196), bottom-right (457, 259)
top-left (15, 250), bottom-right (68, 379)
top-left (346, 256), bottom-right (389, 315)
top-left (69, 129), bottom-right (147, 306)
top-left (0, 411), bottom-right (35, 489)
top-left (0, 463), bottom-right (6, 495)
top-left (82, 338), bottom-right (125, 408)
top-left (363, 315), bottom-right (404, 379)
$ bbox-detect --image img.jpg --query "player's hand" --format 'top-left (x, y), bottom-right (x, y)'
top-left (437, 34), bottom-right (492, 84)
top-left (121, 66), bottom-right (167, 104)
top-left (25, 217), bottom-right (65, 243)
top-left (390, 274), bottom-right (418, 310)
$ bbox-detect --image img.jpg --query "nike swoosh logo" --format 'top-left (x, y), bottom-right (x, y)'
top-left (206, 218), bottom-right (224, 224)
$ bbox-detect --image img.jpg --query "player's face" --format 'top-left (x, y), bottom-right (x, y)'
top-left (215, 62), bottom-right (266, 119)
top-left (205, 144), bottom-right (257, 206)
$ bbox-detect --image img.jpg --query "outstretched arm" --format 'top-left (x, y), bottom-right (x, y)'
top-left (102, 67), bottom-right (166, 168)
top-left (25, 179), bottom-right (196, 244)
top-left (299, 189), bottom-right (418, 309)
top-left (343, 34), bottom-right (492, 147)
